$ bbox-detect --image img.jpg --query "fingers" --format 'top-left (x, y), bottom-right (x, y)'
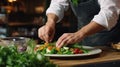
top-left (38, 26), bottom-right (44, 40)
top-left (38, 27), bottom-right (49, 43)
top-left (49, 33), bottom-right (54, 42)
top-left (38, 25), bottom-right (54, 43)
top-left (56, 32), bottom-right (83, 48)
top-left (56, 33), bottom-right (73, 48)
top-left (44, 26), bottom-right (49, 43)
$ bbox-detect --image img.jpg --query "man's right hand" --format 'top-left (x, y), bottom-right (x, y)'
top-left (38, 23), bottom-right (55, 43)
top-left (38, 13), bottom-right (58, 43)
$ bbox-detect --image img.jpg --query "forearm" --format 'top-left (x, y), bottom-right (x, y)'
top-left (93, 0), bottom-right (120, 30)
top-left (77, 21), bottom-right (106, 37)
top-left (46, 13), bottom-right (59, 26)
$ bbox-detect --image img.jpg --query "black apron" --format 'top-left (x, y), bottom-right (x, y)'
top-left (70, 0), bottom-right (120, 46)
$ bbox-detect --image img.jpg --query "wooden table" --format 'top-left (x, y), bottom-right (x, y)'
top-left (50, 46), bottom-right (120, 67)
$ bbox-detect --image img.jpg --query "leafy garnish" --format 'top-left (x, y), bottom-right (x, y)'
top-left (0, 39), bottom-right (57, 67)
top-left (35, 42), bottom-right (89, 54)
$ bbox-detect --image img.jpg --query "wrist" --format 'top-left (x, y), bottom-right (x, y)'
top-left (47, 13), bottom-right (58, 24)
top-left (46, 13), bottom-right (58, 27)
top-left (45, 20), bottom-right (56, 27)
top-left (76, 28), bottom-right (88, 39)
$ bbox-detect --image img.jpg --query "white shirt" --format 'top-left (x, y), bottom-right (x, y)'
top-left (46, 0), bottom-right (120, 30)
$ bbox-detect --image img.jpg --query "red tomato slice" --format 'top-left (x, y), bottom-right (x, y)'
top-left (73, 48), bottom-right (83, 54)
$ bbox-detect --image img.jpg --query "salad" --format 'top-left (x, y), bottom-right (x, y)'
top-left (35, 43), bottom-right (89, 55)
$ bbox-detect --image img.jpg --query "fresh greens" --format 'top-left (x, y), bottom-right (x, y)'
top-left (0, 39), bottom-right (57, 67)
top-left (70, 43), bottom-right (89, 53)
top-left (35, 43), bottom-right (89, 55)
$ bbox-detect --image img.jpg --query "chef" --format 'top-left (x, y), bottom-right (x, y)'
top-left (38, 0), bottom-right (120, 48)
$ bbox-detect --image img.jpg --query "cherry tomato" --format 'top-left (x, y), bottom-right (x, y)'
top-left (79, 50), bottom-right (84, 54)
top-left (73, 48), bottom-right (79, 54)
top-left (73, 48), bottom-right (83, 54)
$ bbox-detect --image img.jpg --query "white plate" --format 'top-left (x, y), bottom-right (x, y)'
top-left (44, 46), bottom-right (102, 57)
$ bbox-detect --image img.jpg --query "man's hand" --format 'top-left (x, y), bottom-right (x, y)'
top-left (38, 24), bottom-right (55, 43)
top-left (56, 21), bottom-right (105, 48)
top-left (38, 13), bottom-right (58, 43)
top-left (56, 32), bottom-right (85, 48)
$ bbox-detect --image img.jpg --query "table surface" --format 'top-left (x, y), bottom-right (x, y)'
top-left (50, 46), bottom-right (120, 67)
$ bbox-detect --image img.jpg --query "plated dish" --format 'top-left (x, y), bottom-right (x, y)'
top-left (35, 43), bottom-right (102, 57)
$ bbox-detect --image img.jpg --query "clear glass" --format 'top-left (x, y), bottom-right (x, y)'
top-left (0, 37), bottom-right (28, 52)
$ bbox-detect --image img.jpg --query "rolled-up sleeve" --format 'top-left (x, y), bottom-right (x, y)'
top-left (92, 0), bottom-right (120, 30)
top-left (46, 0), bottom-right (69, 22)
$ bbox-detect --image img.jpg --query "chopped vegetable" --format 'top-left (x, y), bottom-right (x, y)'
top-left (35, 43), bottom-right (89, 55)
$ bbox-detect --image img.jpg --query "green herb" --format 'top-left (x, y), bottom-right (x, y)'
top-left (71, 0), bottom-right (79, 6)
top-left (38, 42), bottom-right (89, 55)
top-left (72, 43), bottom-right (89, 53)
top-left (0, 39), bottom-right (57, 67)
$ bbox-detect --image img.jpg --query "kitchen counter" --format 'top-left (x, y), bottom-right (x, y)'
top-left (50, 46), bottom-right (120, 67)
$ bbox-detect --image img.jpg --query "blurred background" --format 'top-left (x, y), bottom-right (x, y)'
top-left (0, 0), bottom-right (77, 43)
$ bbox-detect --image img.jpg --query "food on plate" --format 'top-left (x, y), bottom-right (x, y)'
top-left (112, 42), bottom-right (120, 50)
top-left (35, 43), bottom-right (89, 54)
